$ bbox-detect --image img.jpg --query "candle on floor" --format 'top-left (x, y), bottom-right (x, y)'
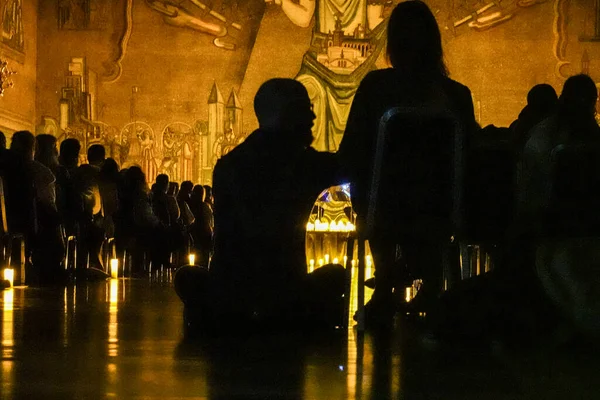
top-left (3, 268), bottom-right (14, 287)
top-left (110, 259), bottom-right (119, 279)
top-left (188, 254), bottom-right (196, 266)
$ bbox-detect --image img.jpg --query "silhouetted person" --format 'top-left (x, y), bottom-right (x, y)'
top-left (59, 138), bottom-right (81, 173)
top-left (56, 138), bottom-right (81, 234)
top-left (87, 144), bottom-right (106, 167)
top-left (11, 131), bottom-right (63, 283)
top-left (177, 180), bottom-right (195, 227)
top-left (178, 180), bottom-right (194, 206)
top-left (338, 0), bottom-right (479, 322)
top-left (152, 174), bottom-right (171, 227)
top-left (203, 185), bottom-right (213, 208)
top-left (167, 182), bottom-right (181, 225)
top-left (175, 78), bottom-right (345, 330)
top-left (511, 83), bottom-right (558, 149)
top-left (517, 74), bottom-right (600, 228)
top-left (35, 134), bottom-right (60, 176)
top-left (73, 144), bottom-right (106, 270)
top-left (117, 167), bottom-right (171, 272)
top-left (99, 158), bottom-right (120, 238)
top-left (11, 131), bottom-right (57, 212)
top-left (189, 185), bottom-right (212, 267)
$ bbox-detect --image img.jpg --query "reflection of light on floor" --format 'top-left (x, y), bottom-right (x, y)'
top-left (2, 289), bottom-right (14, 359)
top-left (107, 362), bottom-right (118, 386)
top-left (347, 328), bottom-right (358, 399)
top-left (108, 279), bottom-right (118, 357)
top-left (2, 360), bottom-right (12, 398)
top-left (348, 266), bottom-right (374, 321)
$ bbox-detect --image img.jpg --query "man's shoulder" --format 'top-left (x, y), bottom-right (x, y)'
top-left (215, 132), bottom-right (259, 168)
top-left (441, 77), bottom-right (472, 98)
top-left (32, 160), bottom-right (56, 184)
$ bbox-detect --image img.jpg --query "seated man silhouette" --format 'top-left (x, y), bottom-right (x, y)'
top-left (175, 78), bottom-right (345, 331)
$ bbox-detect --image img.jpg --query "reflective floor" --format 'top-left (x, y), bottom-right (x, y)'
top-left (1, 274), bottom-right (599, 399)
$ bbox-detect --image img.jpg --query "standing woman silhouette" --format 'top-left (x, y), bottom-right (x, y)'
top-left (338, 0), bottom-right (479, 324)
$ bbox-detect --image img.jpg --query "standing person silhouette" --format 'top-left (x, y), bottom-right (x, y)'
top-left (338, 0), bottom-right (479, 324)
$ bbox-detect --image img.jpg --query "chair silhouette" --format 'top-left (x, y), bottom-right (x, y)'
top-left (351, 106), bottom-right (465, 330)
top-left (0, 175), bottom-right (28, 285)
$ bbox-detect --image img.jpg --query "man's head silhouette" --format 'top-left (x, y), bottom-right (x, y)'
top-left (560, 74), bottom-right (598, 118)
top-left (254, 78), bottom-right (316, 147)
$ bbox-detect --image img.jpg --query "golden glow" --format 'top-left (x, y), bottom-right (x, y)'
top-left (333, 257), bottom-right (339, 264)
top-left (318, 258), bottom-right (324, 266)
top-left (108, 279), bottom-right (118, 357)
top-left (405, 287), bottom-right (412, 303)
top-left (306, 219), bottom-right (355, 232)
top-left (324, 254), bottom-right (330, 264)
top-left (110, 259), bottom-right (119, 279)
top-left (188, 253), bottom-right (196, 266)
top-left (3, 268), bottom-right (14, 287)
top-left (3, 289), bottom-right (14, 359)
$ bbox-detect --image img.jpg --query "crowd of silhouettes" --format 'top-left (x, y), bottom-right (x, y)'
top-left (0, 134), bottom-right (215, 284)
top-left (0, 0), bottom-right (598, 340)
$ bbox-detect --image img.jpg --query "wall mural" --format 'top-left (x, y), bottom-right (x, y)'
top-left (145, 0), bottom-right (241, 50)
top-left (58, 0), bottom-right (109, 30)
top-left (39, 0), bottom-right (600, 184)
top-left (1, 0), bottom-right (23, 53)
top-left (44, 57), bottom-right (246, 184)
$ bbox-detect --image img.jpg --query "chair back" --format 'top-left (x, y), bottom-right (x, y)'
top-left (547, 142), bottom-right (600, 235)
top-left (464, 144), bottom-right (514, 241)
top-left (365, 107), bottom-right (465, 241)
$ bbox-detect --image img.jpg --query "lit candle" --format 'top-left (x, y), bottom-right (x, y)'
top-left (343, 255), bottom-right (348, 266)
top-left (3, 268), bottom-right (14, 287)
top-left (324, 254), bottom-right (330, 264)
top-left (110, 259), bottom-right (119, 279)
top-left (188, 254), bottom-right (196, 266)
top-left (333, 258), bottom-right (339, 264)
top-left (405, 287), bottom-right (412, 303)
top-left (318, 259), bottom-right (324, 266)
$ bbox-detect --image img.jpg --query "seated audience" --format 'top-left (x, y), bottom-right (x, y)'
top-left (175, 78), bottom-right (345, 330)
top-left (516, 74), bottom-right (600, 229)
top-left (431, 76), bottom-right (600, 347)
top-left (11, 131), bottom-right (64, 283)
top-left (117, 166), bottom-right (172, 272)
top-left (12, 131), bottom-right (57, 212)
